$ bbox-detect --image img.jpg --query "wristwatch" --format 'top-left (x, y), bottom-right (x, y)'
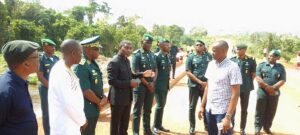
top-left (225, 114), bottom-right (232, 119)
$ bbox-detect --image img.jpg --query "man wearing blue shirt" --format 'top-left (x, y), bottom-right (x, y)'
top-left (0, 40), bottom-right (40, 135)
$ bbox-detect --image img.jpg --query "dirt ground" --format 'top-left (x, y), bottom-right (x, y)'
top-left (37, 65), bottom-right (300, 135)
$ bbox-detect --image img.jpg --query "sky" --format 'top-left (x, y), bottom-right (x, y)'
top-left (37, 0), bottom-right (300, 36)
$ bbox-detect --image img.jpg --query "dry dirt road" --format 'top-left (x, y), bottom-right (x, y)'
top-left (37, 67), bottom-right (300, 135)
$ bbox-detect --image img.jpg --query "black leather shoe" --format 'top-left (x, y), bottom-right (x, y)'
top-left (240, 129), bottom-right (245, 135)
top-left (159, 127), bottom-right (170, 132)
top-left (263, 128), bottom-right (273, 134)
top-left (189, 128), bottom-right (195, 135)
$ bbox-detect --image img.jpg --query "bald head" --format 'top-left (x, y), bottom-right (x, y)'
top-left (212, 40), bottom-right (229, 51)
top-left (60, 39), bottom-right (81, 55)
top-left (211, 40), bottom-right (229, 62)
top-left (60, 39), bottom-right (82, 66)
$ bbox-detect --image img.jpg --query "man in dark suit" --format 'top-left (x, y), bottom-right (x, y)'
top-left (107, 40), bottom-right (154, 135)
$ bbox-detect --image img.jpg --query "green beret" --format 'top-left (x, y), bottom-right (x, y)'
top-left (195, 40), bottom-right (205, 46)
top-left (236, 43), bottom-right (247, 49)
top-left (269, 49), bottom-right (281, 57)
top-left (2, 40), bottom-right (40, 64)
top-left (41, 38), bottom-right (56, 46)
top-left (80, 35), bottom-right (102, 48)
top-left (158, 38), bottom-right (169, 43)
top-left (143, 33), bottom-right (154, 41)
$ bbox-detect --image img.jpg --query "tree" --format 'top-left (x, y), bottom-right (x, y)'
top-left (166, 25), bottom-right (185, 44)
top-left (68, 6), bottom-right (86, 22)
top-left (10, 19), bottom-right (45, 42)
top-left (152, 24), bottom-right (168, 37)
top-left (86, 1), bottom-right (111, 25)
top-left (190, 26), bottom-right (208, 38)
top-left (0, 1), bottom-right (10, 48)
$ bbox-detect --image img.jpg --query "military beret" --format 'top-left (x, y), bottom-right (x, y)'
top-left (143, 33), bottom-right (154, 41)
top-left (2, 40), bottom-right (40, 64)
top-left (269, 49), bottom-right (281, 57)
top-left (41, 38), bottom-right (56, 46)
top-left (158, 38), bottom-right (169, 43)
top-left (195, 40), bottom-right (205, 46)
top-left (236, 43), bottom-right (247, 49)
top-left (80, 35), bottom-right (102, 48)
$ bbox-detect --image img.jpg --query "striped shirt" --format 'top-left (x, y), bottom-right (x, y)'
top-left (205, 58), bottom-right (242, 114)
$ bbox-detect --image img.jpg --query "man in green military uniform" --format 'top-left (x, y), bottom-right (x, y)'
top-left (132, 33), bottom-right (157, 135)
top-left (152, 38), bottom-right (171, 134)
top-left (74, 35), bottom-right (106, 135)
top-left (255, 50), bottom-right (286, 135)
top-left (37, 38), bottom-right (59, 135)
top-left (230, 44), bottom-right (256, 135)
top-left (170, 43), bottom-right (178, 79)
top-left (186, 40), bottom-right (212, 135)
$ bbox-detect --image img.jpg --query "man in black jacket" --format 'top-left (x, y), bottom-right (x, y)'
top-left (107, 40), bottom-right (154, 135)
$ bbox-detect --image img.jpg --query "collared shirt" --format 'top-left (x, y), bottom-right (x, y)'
top-left (205, 58), bottom-right (242, 114)
top-left (155, 52), bottom-right (171, 90)
top-left (0, 70), bottom-right (38, 135)
top-left (231, 55), bottom-right (256, 92)
top-left (256, 62), bottom-right (286, 96)
top-left (39, 53), bottom-right (59, 81)
top-left (132, 49), bottom-right (157, 83)
top-left (74, 55), bottom-right (104, 118)
top-left (48, 60), bottom-right (86, 135)
top-left (186, 52), bottom-right (212, 87)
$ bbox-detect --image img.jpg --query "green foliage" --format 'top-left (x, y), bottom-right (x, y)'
top-left (0, 1), bottom-right (10, 46)
top-left (0, 55), bottom-right (7, 74)
top-left (0, 0), bottom-right (299, 63)
top-left (10, 19), bottom-right (45, 42)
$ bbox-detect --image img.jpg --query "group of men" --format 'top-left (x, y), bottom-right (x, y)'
top-left (186, 41), bottom-right (286, 135)
top-left (0, 32), bottom-right (286, 135)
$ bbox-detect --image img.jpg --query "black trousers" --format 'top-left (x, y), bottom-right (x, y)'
top-left (171, 58), bottom-right (176, 78)
top-left (189, 86), bottom-right (207, 130)
top-left (255, 93), bottom-right (279, 130)
top-left (232, 91), bottom-right (251, 129)
top-left (110, 104), bottom-right (132, 135)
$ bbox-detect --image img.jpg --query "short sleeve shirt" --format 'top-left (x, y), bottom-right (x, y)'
top-left (205, 58), bottom-right (242, 114)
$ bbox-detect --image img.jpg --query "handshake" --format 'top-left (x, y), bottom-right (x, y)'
top-left (130, 70), bottom-right (155, 88)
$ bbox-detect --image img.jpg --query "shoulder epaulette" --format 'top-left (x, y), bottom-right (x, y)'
top-left (155, 52), bottom-right (160, 56)
top-left (133, 49), bottom-right (141, 54)
top-left (79, 58), bottom-right (87, 65)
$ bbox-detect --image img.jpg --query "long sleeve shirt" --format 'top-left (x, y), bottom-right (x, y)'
top-left (48, 60), bottom-right (86, 135)
top-left (0, 70), bottom-right (38, 135)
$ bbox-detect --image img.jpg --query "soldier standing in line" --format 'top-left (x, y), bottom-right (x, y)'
top-left (230, 43), bottom-right (256, 135)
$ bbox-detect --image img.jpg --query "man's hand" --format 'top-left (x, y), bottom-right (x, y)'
top-left (265, 85), bottom-right (276, 96)
top-left (146, 82), bottom-right (154, 93)
top-left (100, 96), bottom-right (107, 106)
top-left (80, 120), bottom-right (88, 133)
top-left (198, 106), bottom-right (205, 120)
top-left (198, 81), bottom-right (207, 88)
top-left (130, 81), bottom-right (139, 88)
top-left (143, 70), bottom-right (155, 78)
top-left (222, 117), bottom-right (231, 134)
top-left (97, 102), bottom-right (101, 111)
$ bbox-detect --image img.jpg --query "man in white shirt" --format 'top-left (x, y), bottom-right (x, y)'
top-left (48, 39), bottom-right (87, 135)
top-left (199, 40), bottom-right (242, 135)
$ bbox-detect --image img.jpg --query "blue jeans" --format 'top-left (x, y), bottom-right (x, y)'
top-left (206, 110), bottom-right (233, 135)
